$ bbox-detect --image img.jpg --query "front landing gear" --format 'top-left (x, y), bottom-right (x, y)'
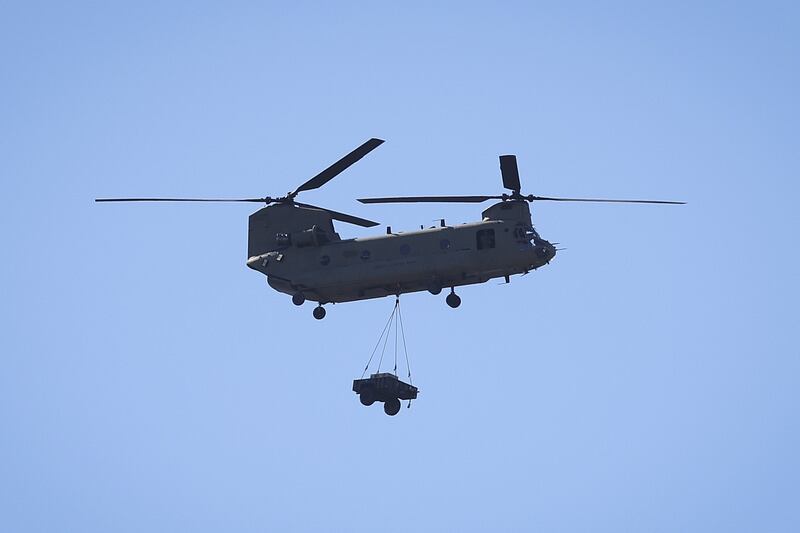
top-left (313, 305), bottom-right (326, 320)
top-left (446, 288), bottom-right (461, 308)
top-left (292, 293), bottom-right (305, 306)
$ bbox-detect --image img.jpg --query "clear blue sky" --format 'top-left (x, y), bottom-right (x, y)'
top-left (2, 2), bottom-right (798, 531)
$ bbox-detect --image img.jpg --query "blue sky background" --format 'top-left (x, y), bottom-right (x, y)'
top-left (1, 1), bottom-right (798, 531)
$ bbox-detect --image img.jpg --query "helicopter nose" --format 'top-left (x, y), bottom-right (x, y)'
top-left (535, 241), bottom-right (556, 261)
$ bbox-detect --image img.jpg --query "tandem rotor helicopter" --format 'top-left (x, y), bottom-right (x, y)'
top-left (97, 138), bottom-right (684, 319)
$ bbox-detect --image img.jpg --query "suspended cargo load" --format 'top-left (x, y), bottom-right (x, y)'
top-left (353, 373), bottom-right (418, 416)
top-left (355, 297), bottom-right (417, 416)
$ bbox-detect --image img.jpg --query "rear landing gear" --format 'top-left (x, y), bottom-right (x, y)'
top-left (446, 288), bottom-right (461, 309)
top-left (292, 293), bottom-right (305, 306)
top-left (313, 305), bottom-right (326, 320)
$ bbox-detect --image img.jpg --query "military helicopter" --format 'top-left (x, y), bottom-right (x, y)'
top-left (96, 138), bottom-right (683, 319)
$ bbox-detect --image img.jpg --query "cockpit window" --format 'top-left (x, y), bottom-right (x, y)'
top-left (516, 225), bottom-right (539, 242)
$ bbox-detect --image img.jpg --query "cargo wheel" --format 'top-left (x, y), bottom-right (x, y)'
top-left (313, 306), bottom-right (326, 320)
top-left (384, 397), bottom-right (401, 416)
top-left (359, 389), bottom-right (375, 406)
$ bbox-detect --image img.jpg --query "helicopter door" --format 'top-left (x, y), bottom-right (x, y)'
top-left (476, 229), bottom-right (495, 250)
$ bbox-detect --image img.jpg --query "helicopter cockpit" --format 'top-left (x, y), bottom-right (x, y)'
top-left (526, 227), bottom-right (543, 242)
top-left (512, 223), bottom-right (542, 244)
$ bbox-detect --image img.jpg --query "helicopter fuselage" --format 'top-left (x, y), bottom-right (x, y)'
top-left (247, 200), bottom-right (556, 304)
top-left (97, 137), bottom-right (680, 319)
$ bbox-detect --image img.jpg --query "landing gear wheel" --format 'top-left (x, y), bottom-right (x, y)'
top-left (313, 306), bottom-right (326, 320)
top-left (428, 283), bottom-right (442, 295)
top-left (292, 293), bottom-right (305, 306)
top-left (359, 390), bottom-right (375, 406)
top-left (384, 397), bottom-right (401, 416)
top-left (446, 291), bottom-right (461, 309)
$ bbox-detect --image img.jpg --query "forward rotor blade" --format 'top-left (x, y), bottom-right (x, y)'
top-left (530, 196), bottom-right (685, 205)
top-left (294, 201), bottom-right (380, 227)
top-left (499, 155), bottom-right (521, 192)
top-left (292, 138), bottom-right (384, 196)
top-left (358, 195), bottom-right (501, 204)
top-left (95, 197), bottom-right (270, 203)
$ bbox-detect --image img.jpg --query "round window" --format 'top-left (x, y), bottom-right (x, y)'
top-left (440, 239), bottom-right (451, 250)
top-left (399, 244), bottom-right (411, 256)
top-left (320, 255), bottom-right (330, 266)
top-left (360, 250), bottom-right (371, 261)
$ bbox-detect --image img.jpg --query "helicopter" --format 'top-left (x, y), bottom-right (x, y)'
top-left (96, 138), bottom-right (684, 319)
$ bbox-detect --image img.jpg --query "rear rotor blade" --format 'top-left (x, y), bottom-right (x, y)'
top-left (499, 155), bottom-right (521, 192)
top-left (530, 196), bottom-right (685, 205)
top-left (294, 201), bottom-right (380, 227)
top-left (292, 138), bottom-right (384, 196)
top-left (95, 197), bottom-right (270, 203)
top-left (358, 195), bottom-right (501, 204)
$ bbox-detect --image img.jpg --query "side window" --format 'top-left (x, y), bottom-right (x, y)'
top-left (319, 255), bottom-right (330, 266)
top-left (440, 239), bottom-right (451, 250)
top-left (476, 229), bottom-right (496, 250)
top-left (399, 244), bottom-right (411, 256)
